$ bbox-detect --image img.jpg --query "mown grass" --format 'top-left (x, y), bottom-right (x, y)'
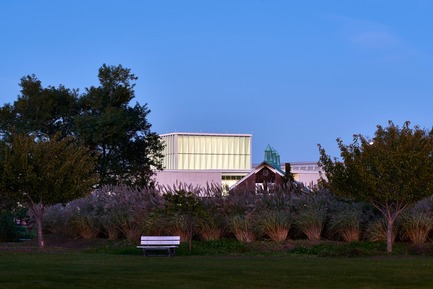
top-left (1, 250), bottom-right (433, 289)
top-left (2, 237), bottom-right (433, 288)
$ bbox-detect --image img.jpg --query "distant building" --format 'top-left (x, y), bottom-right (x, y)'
top-left (287, 161), bottom-right (322, 188)
top-left (230, 145), bottom-right (286, 192)
top-left (230, 145), bottom-right (322, 192)
top-left (154, 132), bottom-right (252, 189)
top-left (154, 134), bottom-right (322, 191)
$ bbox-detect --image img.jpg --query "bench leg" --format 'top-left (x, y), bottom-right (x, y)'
top-left (139, 247), bottom-right (177, 257)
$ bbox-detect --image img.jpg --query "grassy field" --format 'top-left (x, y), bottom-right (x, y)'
top-left (1, 252), bottom-right (433, 289)
top-left (1, 236), bottom-right (433, 289)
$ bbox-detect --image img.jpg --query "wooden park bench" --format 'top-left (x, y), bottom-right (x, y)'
top-left (137, 236), bottom-right (180, 256)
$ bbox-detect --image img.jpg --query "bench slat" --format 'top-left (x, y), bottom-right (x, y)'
top-left (140, 241), bottom-right (180, 245)
top-left (137, 246), bottom-right (177, 250)
top-left (141, 236), bottom-right (180, 241)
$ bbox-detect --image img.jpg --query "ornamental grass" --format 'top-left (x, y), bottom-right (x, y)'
top-left (328, 203), bottom-right (362, 242)
top-left (67, 197), bottom-right (102, 239)
top-left (94, 185), bottom-right (164, 244)
top-left (44, 204), bottom-right (76, 237)
top-left (259, 210), bottom-right (291, 242)
top-left (230, 214), bottom-right (261, 243)
top-left (399, 204), bottom-right (433, 245)
top-left (366, 218), bottom-right (397, 243)
top-left (294, 194), bottom-right (328, 241)
top-left (198, 214), bottom-right (225, 241)
top-left (69, 215), bottom-right (100, 239)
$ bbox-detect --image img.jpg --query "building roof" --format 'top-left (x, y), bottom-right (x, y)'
top-left (229, 160), bottom-right (286, 191)
top-left (264, 145), bottom-right (282, 172)
top-left (229, 145), bottom-right (286, 191)
top-left (160, 132), bottom-right (252, 137)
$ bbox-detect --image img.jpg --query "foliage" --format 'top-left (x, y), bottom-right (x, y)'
top-left (95, 185), bottom-right (164, 243)
top-left (222, 190), bottom-right (262, 243)
top-left (399, 199), bottom-right (433, 244)
top-left (0, 193), bottom-right (17, 211)
top-left (289, 241), bottom-right (397, 257)
top-left (255, 189), bottom-right (295, 242)
top-left (160, 189), bottom-right (204, 249)
top-left (0, 210), bottom-right (21, 242)
top-left (281, 163), bottom-right (297, 190)
top-left (293, 192), bottom-right (329, 240)
top-left (366, 218), bottom-right (397, 243)
top-left (0, 64), bottom-right (164, 189)
top-left (197, 196), bottom-right (226, 241)
top-left (224, 190), bottom-right (259, 216)
top-left (257, 188), bottom-right (296, 211)
top-left (44, 204), bottom-right (76, 237)
top-left (177, 239), bottom-right (249, 255)
top-left (157, 182), bottom-right (227, 240)
top-left (328, 201), bottom-right (363, 242)
top-left (68, 196), bottom-right (102, 239)
top-left (0, 133), bottom-right (97, 248)
top-left (229, 214), bottom-right (261, 243)
top-left (44, 185), bottom-right (165, 243)
top-left (0, 75), bottom-right (78, 139)
top-left (0, 194), bottom-right (27, 242)
top-left (319, 121), bottom-right (433, 252)
top-left (75, 64), bottom-right (164, 187)
top-left (259, 210), bottom-right (291, 242)
top-left (24, 179), bottom-right (433, 250)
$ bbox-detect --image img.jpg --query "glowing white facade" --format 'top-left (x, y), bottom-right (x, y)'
top-left (289, 162), bottom-right (322, 187)
top-left (156, 132), bottom-right (252, 188)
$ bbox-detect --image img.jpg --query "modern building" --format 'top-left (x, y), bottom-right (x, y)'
top-left (154, 132), bottom-right (252, 189)
top-left (154, 133), bottom-right (322, 191)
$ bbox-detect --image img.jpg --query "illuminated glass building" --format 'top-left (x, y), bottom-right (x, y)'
top-left (155, 132), bottom-right (252, 189)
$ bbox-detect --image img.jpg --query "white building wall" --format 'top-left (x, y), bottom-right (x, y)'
top-left (286, 162), bottom-right (322, 188)
top-left (154, 170), bottom-right (222, 189)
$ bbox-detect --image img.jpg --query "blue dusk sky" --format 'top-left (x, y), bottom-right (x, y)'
top-left (1, 0), bottom-right (433, 164)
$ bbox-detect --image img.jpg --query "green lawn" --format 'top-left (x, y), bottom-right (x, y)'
top-left (1, 253), bottom-right (433, 289)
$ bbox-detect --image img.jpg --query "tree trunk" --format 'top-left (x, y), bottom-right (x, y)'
top-left (31, 203), bottom-right (45, 249)
top-left (386, 218), bottom-right (394, 253)
top-left (188, 221), bottom-right (193, 251)
top-left (383, 202), bottom-right (406, 254)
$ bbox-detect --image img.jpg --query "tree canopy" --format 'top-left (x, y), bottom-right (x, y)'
top-left (0, 64), bottom-right (164, 188)
top-left (0, 75), bottom-right (78, 139)
top-left (0, 133), bottom-right (97, 248)
top-left (318, 121), bottom-right (433, 252)
top-left (0, 64), bottom-right (164, 248)
top-left (75, 64), bottom-right (164, 187)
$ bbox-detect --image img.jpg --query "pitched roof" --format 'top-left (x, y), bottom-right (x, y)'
top-left (229, 160), bottom-right (285, 191)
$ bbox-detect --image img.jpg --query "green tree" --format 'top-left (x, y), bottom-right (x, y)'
top-left (0, 75), bottom-right (78, 139)
top-left (0, 133), bottom-right (97, 249)
top-left (75, 64), bottom-right (164, 187)
top-left (0, 64), bottom-right (164, 188)
top-left (318, 121), bottom-right (433, 252)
